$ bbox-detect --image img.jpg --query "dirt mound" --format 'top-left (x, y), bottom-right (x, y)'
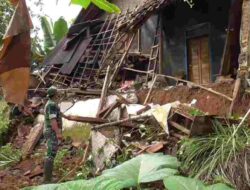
top-left (137, 81), bottom-right (250, 116)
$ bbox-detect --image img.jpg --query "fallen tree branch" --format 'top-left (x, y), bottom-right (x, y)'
top-left (92, 114), bottom-right (150, 130)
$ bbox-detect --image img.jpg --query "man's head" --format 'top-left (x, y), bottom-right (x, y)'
top-left (47, 86), bottom-right (57, 99)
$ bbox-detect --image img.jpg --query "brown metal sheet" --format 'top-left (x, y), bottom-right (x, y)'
top-left (60, 37), bottom-right (92, 74)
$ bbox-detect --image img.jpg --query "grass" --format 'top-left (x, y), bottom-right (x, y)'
top-left (0, 143), bottom-right (22, 169)
top-left (178, 120), bottom-right (250, 182)
top-left (63, 124), bottom-right (91, 143)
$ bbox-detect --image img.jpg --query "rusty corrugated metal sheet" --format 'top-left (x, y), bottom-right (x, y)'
top-left (60, 37), bottom-right (92, 74)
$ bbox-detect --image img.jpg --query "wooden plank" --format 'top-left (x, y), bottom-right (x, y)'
top-left (168, 121), bottom-right (190, 135)
top-left (22, 123), bottom-right (43, 159)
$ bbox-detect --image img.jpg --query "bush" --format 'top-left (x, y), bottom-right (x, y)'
top-left (0, 143), bottom-right (22, 169)
top-left (0, 101), bottom-right (10, 145)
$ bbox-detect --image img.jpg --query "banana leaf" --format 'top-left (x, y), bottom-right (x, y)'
top-left (53, 17), bottom-right (68, 43)
top-left (71, 0), bottom-right (91, 8)
top-left (40, 16), bottom-right (56, 54)
top-left (91, 0), bottom-right (121, 14)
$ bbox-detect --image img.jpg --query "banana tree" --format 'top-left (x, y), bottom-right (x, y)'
top-left (31, 16), bottom-right (68, 65)
top-left (40, 16), bottom-right (68, 54)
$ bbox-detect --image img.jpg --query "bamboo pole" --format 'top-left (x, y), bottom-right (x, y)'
top-left (144, 75), bottom-right (158, 105)
top-left (97, 65), bottom-right (111, 117)
top-left (156, 74), bottom-right (233, 101)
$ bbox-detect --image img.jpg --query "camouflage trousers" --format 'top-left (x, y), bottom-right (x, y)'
top-left (44, 129), bottom-right (58, 159)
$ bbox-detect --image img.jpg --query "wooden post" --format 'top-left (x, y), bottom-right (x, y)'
top-left (97, 65), bottom-right (111, 117)
top-left (229, 77), bottom-right (241, 116)
top-left (159, 15), bottom-right (163, 74)
top-left (230, 0), bottom-right (250, 115)
top-left (144, 75), bottom-right (158, 105)
top-left (137, 29), bottom-right (141, 53)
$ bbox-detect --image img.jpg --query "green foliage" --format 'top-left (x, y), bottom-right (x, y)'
top-left (99, 153), bottom-right (179, 189)
top-left (40, 16), bottom-right (56, 54)
top-left (71, 0), bottom-right (91, 9)
top-left (189, 107), bottom-right (205, 116)
top-left (71, 0), bottom-right (121, 14)
top-left (0, 101), bottom-right (10, 145)
top-left (0, 0), bottom-right (14, 44)
top-left (75, 155), bottom-right (95, 180)
top-left (53, 17), bottom-right (68, 43)
top-left (36, 16), bottom-right (68, 61)
top-left (24, 153), bottom-right (179, 190)
top-left (163, 176), bottom-right (234, 190)
top-left (0, 143), bottom-right (22, 169)
top-left (54, 148), bottom-right (70, 172)
top-left (178, 121), bottom-right (250, 180)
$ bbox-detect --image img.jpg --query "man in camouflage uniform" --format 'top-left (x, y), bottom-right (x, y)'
top-left (43, 86), bottom-right (62, 183)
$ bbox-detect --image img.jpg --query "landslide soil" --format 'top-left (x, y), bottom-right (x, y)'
top-left (137, 81), bottom-right (250, 117)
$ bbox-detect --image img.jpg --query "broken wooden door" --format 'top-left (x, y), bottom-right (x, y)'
top-left (188, 36), bottom-right (211, 84)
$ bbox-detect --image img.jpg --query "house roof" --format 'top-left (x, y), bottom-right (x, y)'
top-left (38, 0), bottom-right (174, 89)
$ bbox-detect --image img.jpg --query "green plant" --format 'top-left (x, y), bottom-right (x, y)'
top-left (178, 121), bottom-right (250, 181)
top-left (24, 153), bottom-right (179, 190)
top-left (71, 0), bottom-right (121, 14)
top-left (40, 16), bottom-right (68, 54)
top-left (75, 156), bottom-right (95, 180)
top-left (0, 0), bottom-right (14, 45)
top-left (0, 101), bottom-right (10, 145)
top-left (163, 176), bottom-right (234, 190)
top-left (0, 143), bottom-right (22, 169)
top-left (54, 148), bottom-right (70, 172)
top-left (189, 107), bottom-right (205, 116)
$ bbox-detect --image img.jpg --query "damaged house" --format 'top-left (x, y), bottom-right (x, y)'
top-left (32, 0), bottom-right (250, 92)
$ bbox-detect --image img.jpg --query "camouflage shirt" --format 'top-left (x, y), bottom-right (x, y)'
top-left (44, 99), bottom-right (62, 131)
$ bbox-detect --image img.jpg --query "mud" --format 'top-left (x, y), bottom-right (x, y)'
top-left (137, 81), bottom-right (250, 117)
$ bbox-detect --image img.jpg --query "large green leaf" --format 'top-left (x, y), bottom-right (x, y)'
top-left (70, 0), bottom-right (120, 13)
top-left (53, 17), bottom-right (68, 43)
top-left (71, 0), bottom-right (91, 9)
top-left (206, 184), bottom-right (235, 190)
top-left (91, 0), bottom-right (121, 14)
top-left (163, 176), bottom-right (234, 190)
top-left (40, 16), bottom-right (56, 54)
top-left (99, 153), bottom-right (179, 189)
top-left (24, 154), bottom-right (179, 190)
